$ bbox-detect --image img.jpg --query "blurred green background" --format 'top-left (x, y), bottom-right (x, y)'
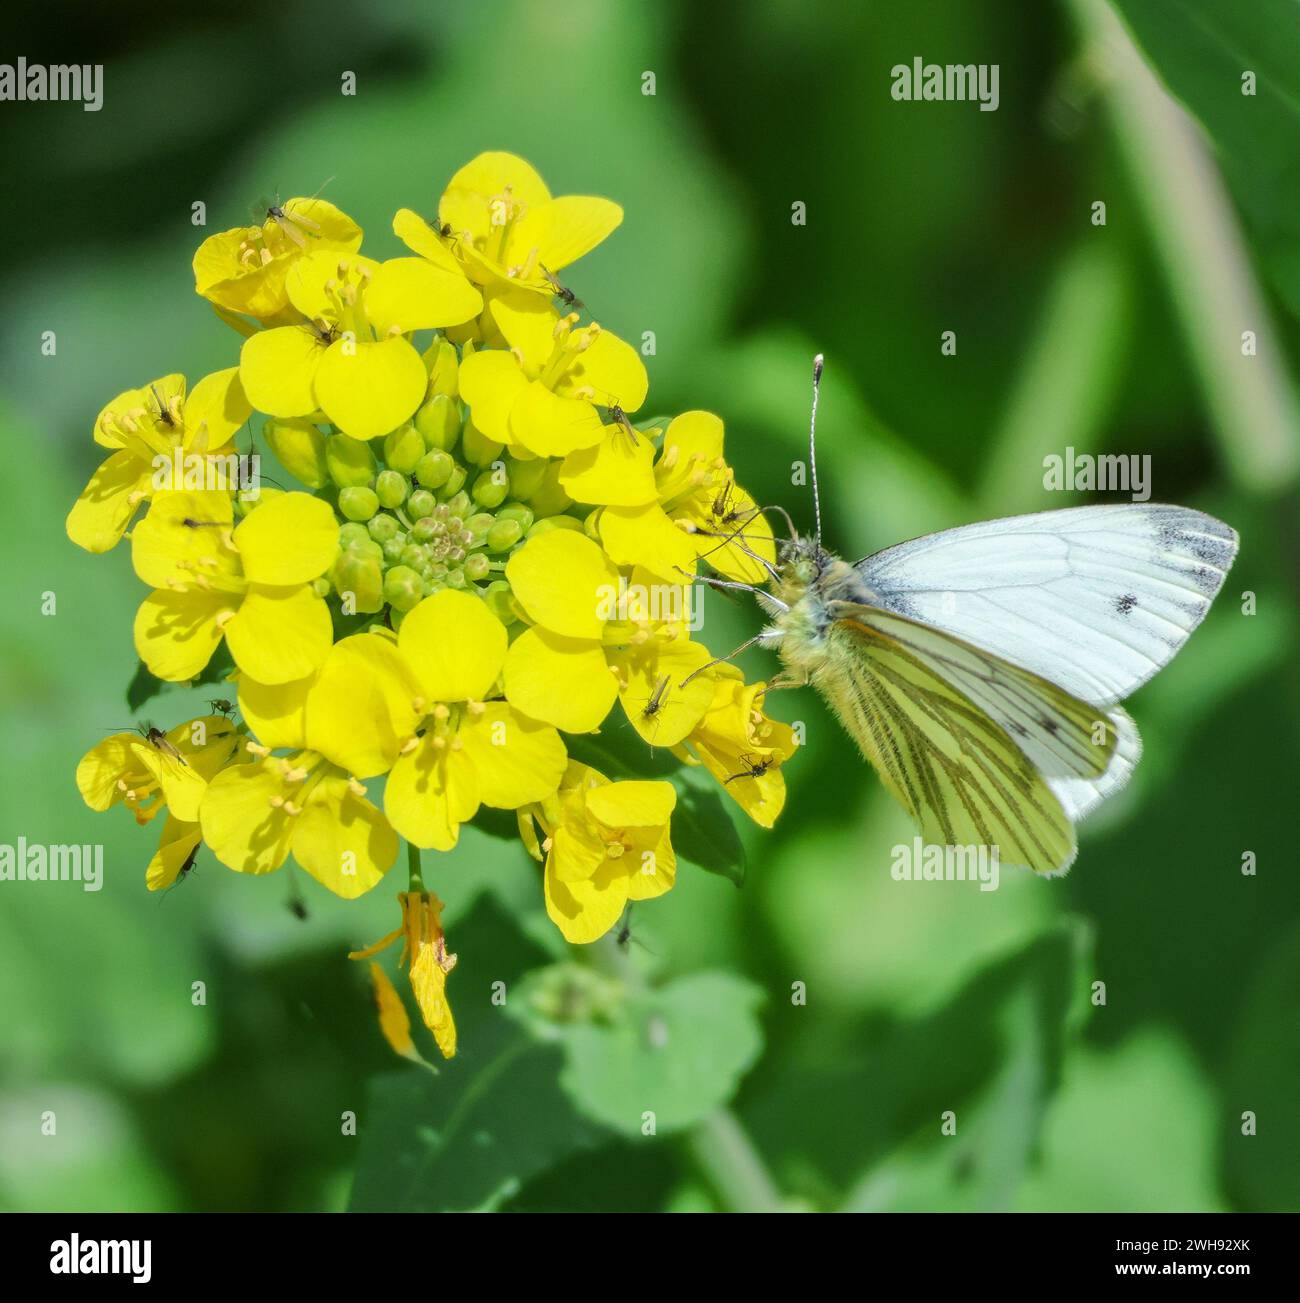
top-left (1, 0), bottom-right (1297, 1212)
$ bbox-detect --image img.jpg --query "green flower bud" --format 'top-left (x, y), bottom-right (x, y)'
top-left (368, 511), bottom-right (401, 543)
top-left (465, 512), bottom-right (495, 544)
top-left (444, 567), bottom-right (468, 589)
top-left (411, 516), bottom-right (439, 543)
top-left (463, 552), bottom-right (491, 582)
top-left (505, 455), bottom-right (548, 499)
top-left (265, 418), bottom-right (329, 488)
top-left (355, 538), bottom-right (384, 562)
top-left (415, 449), bottom-right (455, 490)
top-left (526, 514), bottom-right (584, 538)
top-left (339, 485), bottom-right (380, 522)
top-left (326, 434), bottom-right (378, 488)
top-left (383, 564), bottom-right (424, 612)
top-left (486, 518), bottom-right (524, 553)
top-left (312, 575), bottom-right (332, 598)
top-left (383, 422), bottom-right (425, 474)
top-left (407, 489), bottom-right (436, 519)
top-left (437, 465), bottom-right (468, 500)
top-left (414, 393), bottom-right (460, 451)
top-left (496, 501), bottom-right (535, 532)
top-left (527, 460), bottom-right (572, 516)
top-left (382, 537), bottom-right (407, 565)
top-left (339, 521), bottom-right (371, 549)
top-left (424, 339), bottom-right (459, 398)
top-left (442, 490), bottom-right (471, 520)
top-left (471, 467), bottom-right (510, 509)
top-left (332, 552), bottom-right (384, 614)
top-left (483, 580), bottom-right (520, 625)
top-left (375, 469), bottom-right (409, 510)
top-left (461, 419), bottom-right (504, 468)
top-left (399, 544), bottom-right (428, 570)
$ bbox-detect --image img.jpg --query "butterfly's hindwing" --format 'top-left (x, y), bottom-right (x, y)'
top-left (814, 604), bottom-right (1134, 874)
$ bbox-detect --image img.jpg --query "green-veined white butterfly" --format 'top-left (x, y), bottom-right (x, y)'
top-left (699, 357), bottom-right (1238, 876)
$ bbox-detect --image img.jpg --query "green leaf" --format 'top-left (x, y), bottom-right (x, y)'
top-left (1109, 0), bottom-right (1300, 317)
top-left (125, 661), bottom-right (163, 712)
top-left (554, 971), bottom-right (765, 1137)
top-left (349, 896), bottom-right (609, 1210)
top-left (669, 768), bottom-right (746, 887)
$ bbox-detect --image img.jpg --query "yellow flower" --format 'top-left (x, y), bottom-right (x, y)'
top-left (524, 762), bottom-right (676, 944)
top-left (66, 369), bottom-right (251, 553)
top-left (76, 714), bottom-right (244, 890)
top-left (401, 151), bottom-right (622, 297)
top-left (458, 300), bottom-right (648, 458)
top-left (193, 198), bottom-right (363, 321)
top-left (678, 673), bottom-right (797, 828)
top-left (502, 530), bottom-right (714, 739)
top-left (131, 489), bottom-right (338, 684)
top-left (350, 892), bottom-right (457, 1058)
top-left (199, 676), bottom-right (398, 899)
top-left (305, 590), bottom-right (567, 851)
top-left (599, 411), bottom-right (775, 583)
top-left (239, 251), bottom-right (482, 440)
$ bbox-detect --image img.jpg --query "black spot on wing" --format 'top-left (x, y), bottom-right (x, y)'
top-left (1114, 592), bottom-right (1137, 616)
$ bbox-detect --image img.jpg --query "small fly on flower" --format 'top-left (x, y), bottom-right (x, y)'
top-left (150, 383), bottom-right (177, 429)
top-left (208, 698), bottom-right (237, 719)
top-left (134, 721), bottom-right (188, 767)
top-left (264, 198), bottom-right (320, 250)
top-left (541, 264), bottom-right (584, 312)
top-left (615, 904), bottom-right (656, 955)
top-left (637, 674), bottom-right (672, 740)
top-left (158, 842), bottom-right (200, 904)
top-left (725, 753), bottom-right (775, 784)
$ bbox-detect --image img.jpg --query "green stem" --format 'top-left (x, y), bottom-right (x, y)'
top-left (406, 840), bottom-right (425, 894)
top-left (683, 1108), bottom-right (785, 1214)
top-left (1069, 0), bottom-right (1300, 495)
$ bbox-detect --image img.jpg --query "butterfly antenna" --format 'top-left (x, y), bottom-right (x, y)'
top-left (810, 353), bottom-right (824, 548)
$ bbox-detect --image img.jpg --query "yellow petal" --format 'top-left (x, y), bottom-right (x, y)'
top-left (502, 627), bottom-right (617, 732)
top-left (76, 734), bottom-right (140, 810)
top-left (544, 854), bottom-right (629, 944)
top-left (238, 673), bottom-right (312, 751)
top-left (488, 289), bottom-right (560, 371)
top-left (397, 589), bottom-right (507, 702)
top-left (559, 425), bottom-right (657, 507)
top-left (458, 704), bottom-right (567, 808)
top-left (557, 328), bottom-right (648, 412)
top-left (233, 491), bottom-right (338, 586)
top-left (146, 817), bottom-right (202, 892)
top-left (457, 349), bottom-right (529, 444)
top-left (365, 257), bottom-right (482, 334)
top-left (439, 151), bottom-right (551, 246)
top-left (200, 762), bottom-right (294, 876)
top-left (293, 774), bottom-right (396, 898)
top-left (368, 962), bottom-right (421, 1062)
top-left (66, 451), bottom-right (151, 553)
top-left (306, 634), bottom-right (422, 777)
top-left (130, 489), bottom-right (237, 590)
top-left (239, 325), bottom-right (323, 417)
top-left (625, 826), bottom-right (677, 901)
top-left (508, 380), bottom-right (606, 457)
top-left (313, 336), bottom-right (427, 440)
top-left (599, 502), bottom-right (699, 581)
top-left (586, 779), bottom-right (676, 830)
top-left (134, 587), bottom-right (230, 682)
top-left (184, 367), bottom-right (252, 451)
top-left (392, 207), bottom-right (464, 275)
top-left (385, 737), bottom-right (480, 852)
top-left (507, 195), bottom-right (623, 274)
top-left (224, 584), bottom-right (333, 685)
top-left (409, 943), bottom-right (457, 1059)
top-left (505, 530), bottom-right (618, 639)
top-left (614, 639), bottom-right (715, 747)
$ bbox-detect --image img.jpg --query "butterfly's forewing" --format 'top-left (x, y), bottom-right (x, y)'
top-left (818, 603), bottom-right (1132, 874)
top-left (851, 505), bottom-right (1238, 706)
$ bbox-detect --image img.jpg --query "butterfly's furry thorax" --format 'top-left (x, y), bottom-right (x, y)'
top-left (765, 538), bottom-right (878, 674)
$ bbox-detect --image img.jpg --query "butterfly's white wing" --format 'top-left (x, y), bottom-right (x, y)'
top-left (851, 504), bottom-right (1238, 706)
top-left (820, 604), bottom-right (1139, 873)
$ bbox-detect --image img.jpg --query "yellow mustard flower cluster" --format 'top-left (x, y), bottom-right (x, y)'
top-left (70, 152), bottom-right (796, 1060)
